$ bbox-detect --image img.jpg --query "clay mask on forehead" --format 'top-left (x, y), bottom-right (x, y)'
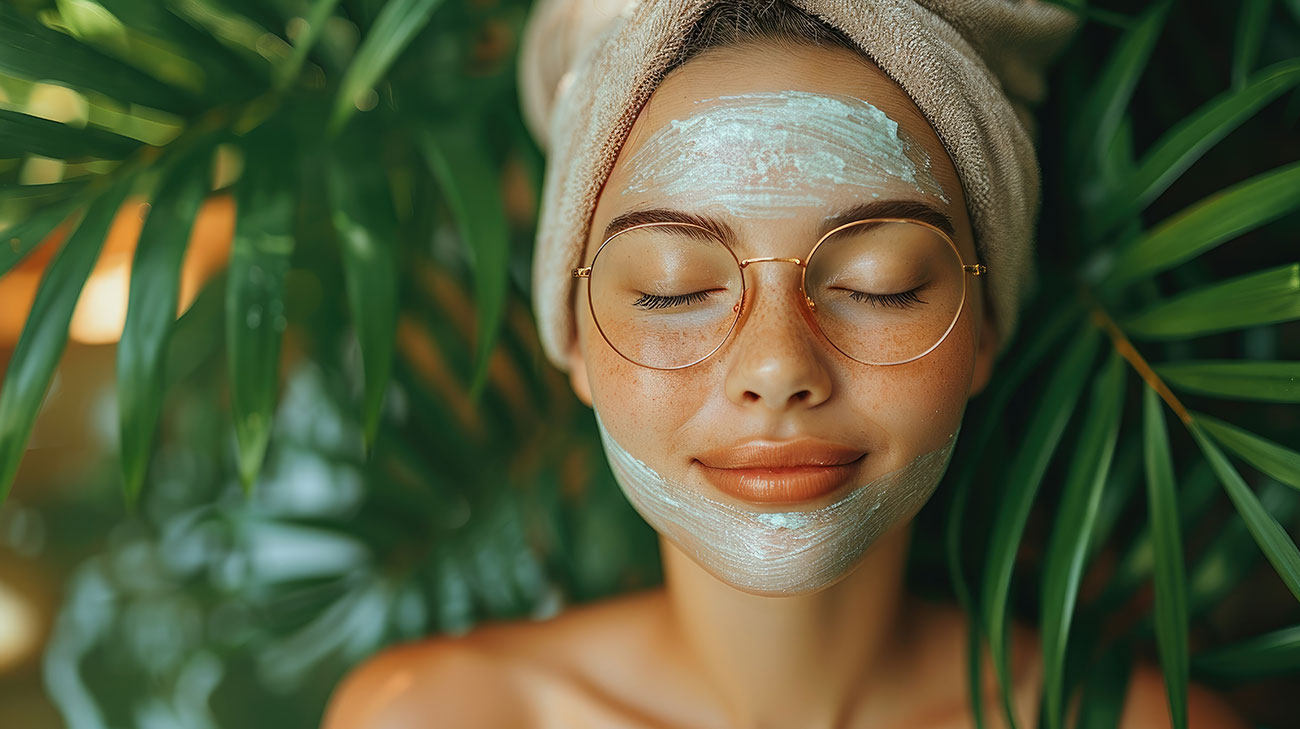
top-left (593, 408), bottom-right (960, 595)
top-left (619, 90), bottom-right (950, 217)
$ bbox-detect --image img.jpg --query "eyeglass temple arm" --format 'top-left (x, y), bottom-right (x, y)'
top-left (573, 267), bottom-right (591, 277)
top-left (964, 264), bottom-right (987, 276)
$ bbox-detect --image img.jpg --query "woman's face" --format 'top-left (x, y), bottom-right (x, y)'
top-left (566, 42), bottom-right (998, 593)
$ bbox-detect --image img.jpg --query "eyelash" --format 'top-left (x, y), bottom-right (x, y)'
top-left (635, 288), bottom-right (928, 310)
top-left (845, 288), bottom-right (926, 308)
top-left (633, 291), bottom-right (713, 309)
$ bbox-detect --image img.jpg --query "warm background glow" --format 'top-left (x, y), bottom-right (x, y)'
top-left (0, 193), bottom-right (234, 346)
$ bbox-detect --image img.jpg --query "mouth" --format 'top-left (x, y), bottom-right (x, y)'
top-left (692, 440), bottom-right (868, 504)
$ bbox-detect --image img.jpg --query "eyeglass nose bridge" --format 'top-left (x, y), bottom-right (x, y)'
top-left (739, 256), bottom-right (805, 267)
top-left (735, 256), bottom-right (816, 312)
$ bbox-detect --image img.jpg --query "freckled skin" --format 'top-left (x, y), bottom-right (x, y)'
top-left (569, 43), bottom-right (994, 500)
top-left (323, 41), bottom-right (1246, 729)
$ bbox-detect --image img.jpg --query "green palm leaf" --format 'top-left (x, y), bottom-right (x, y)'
top-left (417, 123), bottom-right (510, 400)
top-left (945, 306), bottom-right (1083, 729)
top-left (0, 109), bottom-right (144, 161)
top-left (1191, 423), bottom-right (1300, 601)
top-left (93, 0), bottom-right (262, 96)
top-left (0, 174), bottom-right (135, 501)
top-left (1075, 642), bottom-right (1136, 729)
top-left (328, 0), bottom-right (449, 134)
top-left (117, 146), bottom-right (211, 504)
top-left (1195, 413), bottom-right (1300, 489)
top-left (275, 0), bottom-right (344, 90)
top-left (1040, 351), bottom-right (1125, 729)
top-left (1194, 624), bottom-right (1300, 679)
top-left (1098, 114), bottom-right (1137, 195)
top-left (0, 200), bottom-right (80, 277)
top-left (1095, 60), bottom-right (1300, 237)
top-left (1092, 461), bottom-right (1217, 618)
top-left (227, 134), bottom-right (297, 491)
top-left (164, 0), bottom-right (278, 81)
top-left (0, 180), bottom-right (90, 205)
top-left (1069, 0), bottom-right (1170, 191)
top-left (1232, 0), bottom-right (1272, 89)
top-left (1105, 159), bottom-right (1300, 283)
top-left (1157, 360), bottom-right (1300, 403)
top-left (1123, 263), bottom-right (1300, 339)
top-left (0, 3), bottom-right (200, 113)
top-left (1085, 439), bottom-right (1144, 561)
top-left (328, 142), bottom-right (399, 451)
top-left (1188, 482), bottom-right (1299, 614)
top-left (982, 326), bottom-right (1100, 729)
top-left (1143, 387), bottom-right (1190, 729)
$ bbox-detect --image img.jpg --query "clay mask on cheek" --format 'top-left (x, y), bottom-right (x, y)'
top-left (620, 90), bottom-right (949, 217)
top-left (592, 409), bottom-right (959, 595)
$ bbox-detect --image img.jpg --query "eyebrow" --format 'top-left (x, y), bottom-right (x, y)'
top-left (601, 199), bottom-right (958, 247)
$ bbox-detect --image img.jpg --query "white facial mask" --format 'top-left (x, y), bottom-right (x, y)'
top-left (619, 90), bottom-right (950, 217)
top-left (592, 409), bottom-right (959, 595)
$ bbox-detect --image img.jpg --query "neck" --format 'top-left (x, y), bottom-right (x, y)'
top-left (660, 524), bottom-right (914, 729)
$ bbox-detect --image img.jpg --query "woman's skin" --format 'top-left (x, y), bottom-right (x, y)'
top-left (323, 42), bottom-right (1245, 729)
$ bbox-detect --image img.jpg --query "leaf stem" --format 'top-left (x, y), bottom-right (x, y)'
top-left (1088, 296), bottom-right (1192, 426)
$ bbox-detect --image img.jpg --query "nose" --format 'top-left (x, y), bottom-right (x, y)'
top-left (723, 264), bottom-right (833, 411)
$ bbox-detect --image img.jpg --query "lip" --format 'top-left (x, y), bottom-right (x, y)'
top-left (694, 439), bottom-right (867, 504)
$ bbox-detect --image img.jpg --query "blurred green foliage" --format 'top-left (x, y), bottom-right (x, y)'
top-left (0, 0), bottom-right (1296, 727)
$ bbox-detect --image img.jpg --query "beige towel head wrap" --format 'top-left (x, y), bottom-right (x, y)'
top-left (520, 0), bottom-right (1080, 371)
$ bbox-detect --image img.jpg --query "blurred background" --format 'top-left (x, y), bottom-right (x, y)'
top-left (0, 0), bottom-right (1297, 727)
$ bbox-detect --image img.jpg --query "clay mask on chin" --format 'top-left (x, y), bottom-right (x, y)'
top-left (592, 408), bottom-right (959, 595)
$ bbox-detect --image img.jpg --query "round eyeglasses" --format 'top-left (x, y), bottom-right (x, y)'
top-left (571, 217), bottom-right (986, 370)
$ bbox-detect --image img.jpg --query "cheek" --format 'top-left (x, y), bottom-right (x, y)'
top-left (579, 310), bottom-right (714, 455)
top-left (847, 311), bottom-right (976, 456)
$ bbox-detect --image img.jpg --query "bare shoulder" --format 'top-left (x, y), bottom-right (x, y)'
top-left (321, 588), bottom-right (670, 729)
top-left (1118, 663), bottom-right (1247, 729)
top-left (321, 632), bottom-right (529, 729)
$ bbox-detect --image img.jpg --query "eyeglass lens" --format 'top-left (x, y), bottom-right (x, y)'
top-left (587, 220), bottom-right (968, 369)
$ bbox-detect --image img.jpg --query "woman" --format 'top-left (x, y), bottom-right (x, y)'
top-left (324, 1), bottom-right (1246, 726)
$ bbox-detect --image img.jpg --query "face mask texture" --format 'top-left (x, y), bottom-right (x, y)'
top-left (619, 90), bottom-right (950, 218)
top-left (593, 409), bottom-right (959, 595)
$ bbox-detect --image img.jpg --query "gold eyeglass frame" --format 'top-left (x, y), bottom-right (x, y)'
top-left (571, 217), bottom-right (987, 370)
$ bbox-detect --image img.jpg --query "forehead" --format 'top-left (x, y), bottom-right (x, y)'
top-left (594, 41), bottom-right (972, 257)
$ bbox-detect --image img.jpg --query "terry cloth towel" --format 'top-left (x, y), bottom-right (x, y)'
top-left (519, 0), bottom-right (1081, 371)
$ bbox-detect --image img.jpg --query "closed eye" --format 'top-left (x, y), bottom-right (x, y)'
top-left (839, 287), bottom-right (927, 309)
top-left (633, 290), bottom-right (715, 310)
